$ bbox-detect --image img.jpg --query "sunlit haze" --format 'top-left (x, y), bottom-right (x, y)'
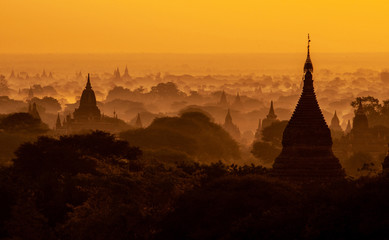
top-left (2, 0), bottom-right (389, 53)
top-left (3, 0), bottom-right (389, 239)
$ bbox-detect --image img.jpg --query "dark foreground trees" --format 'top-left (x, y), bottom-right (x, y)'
top-left (2, 131), bottom-right (389, 239)
top-left (251, 120), bottom-right (288, 165)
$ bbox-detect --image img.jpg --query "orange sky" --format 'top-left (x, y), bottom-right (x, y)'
top-left (1, 0), bottom-right (389, 54)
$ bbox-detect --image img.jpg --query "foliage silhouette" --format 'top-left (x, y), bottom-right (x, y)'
top-left (0, 112), bottom-right (48, 133)
top-left (2, 129), bottom-right (389, 239)
top-left (120, 111), bottom-right (240, 163)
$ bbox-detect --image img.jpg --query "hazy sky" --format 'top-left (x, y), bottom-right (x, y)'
top-left (2, 0), bottom-right (389, 54)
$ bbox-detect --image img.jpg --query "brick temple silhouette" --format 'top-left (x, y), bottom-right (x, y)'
top-left (273, 35), bottom-right (345, 180)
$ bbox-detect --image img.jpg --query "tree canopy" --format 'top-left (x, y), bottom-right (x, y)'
top-left (120, 111), bottom-right (240, 163)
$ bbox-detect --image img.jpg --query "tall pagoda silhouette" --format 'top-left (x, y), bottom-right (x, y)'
top-left (262, 101), bottom-right (278, 129)
top-left (73, 74), bottom-right (101, 121)
top-left (273, 35), bottom-right (344, 180)
top-left (223, 109), bottom-right (240, 140)
top-left (122, 65), bottom-right (131, 80)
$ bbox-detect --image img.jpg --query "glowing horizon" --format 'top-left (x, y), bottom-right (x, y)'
top-left (2, 0), bottom-right (389, 54)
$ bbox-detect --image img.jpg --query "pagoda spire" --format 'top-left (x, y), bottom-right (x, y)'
top-left (86, 73), bottom-right (92, 89)
top-left (330, 110), bottom-right (343, 133)
top-left (223, 108), bottom-right (241, 139)
top-left (30, 103), bottom-right (41, 120)
top-left (267, 100), bottom-right (277, 119)
top-left (304, 34), bottom-right (313, 73)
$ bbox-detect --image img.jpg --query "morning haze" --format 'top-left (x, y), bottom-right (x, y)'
top-left (1, 1), bottom-right (389, 239)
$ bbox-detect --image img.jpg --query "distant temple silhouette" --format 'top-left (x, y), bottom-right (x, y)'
top-left (122, 65), bottom-right (131, 80)
top-left (232, 92), bottom-right (243, 109)
top-left (223, 109), bottom-right (240, 140)
top-left (273, 35), bottom-right (344, 180)
top-left (330, 111), bottom-right (342, 131)
top-left (330, 111), bottom-right (343, 139)
top-left (262, 101), bottom-right (279, 129)
top-left (73, 74), bottom-right (101, 121)
top-left (113, 67), bottom-right (121, 80)
top-left (219, 90), bottom-right (228, 106)
top-left (347, 102), bottom-right (384, 157)
top-left (332, 102), bottom-right (387, 166)
top-left (28, 102), bottom-right (41, 120)
top-left (57, 74), bottom-right (128, 133)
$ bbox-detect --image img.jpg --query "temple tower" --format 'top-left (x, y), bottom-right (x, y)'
top-left (330, 111), bottom-right (343, 131)
top-left (73, 74), bottom-right (101, 121)
top-left (330, 111), bottom-right (343, 139)
top-left (273, 35), bottom-right (344, 180)
top-left (29, 102), bottom-right (41, 120)
top-left (262, 101), bottom-right (278, 129)
top-left (10, 70), bottom-right (15, 79)
top-left (219, 90), bottom-right (228, 106)
top-left (223, 109), bottom-right (240, 140)
top-left (122, 65), bottom-right (131, 80)
top-left (113, 67), bottom-right (121, 80)
top-left (41, 69), bottom-right (47, 78)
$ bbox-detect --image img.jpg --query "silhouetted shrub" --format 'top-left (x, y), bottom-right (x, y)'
top-left (3, 129), bottom-right (389, 239)
top-left (0, 112), bottom-right (48, 133)
top-left (157, 175), bottom-right (303, 240)
top-left (261, 120), bottom-right (288, 145)
top-left (8, 131), bottom-right (142, 231)
top-left (120, 111), bottom-right (240, 163)
top-left (251, 141), bottom-right (281, 165)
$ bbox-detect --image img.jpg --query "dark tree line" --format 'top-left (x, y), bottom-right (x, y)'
top-left (1, 115), bottom-right (389, 239)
